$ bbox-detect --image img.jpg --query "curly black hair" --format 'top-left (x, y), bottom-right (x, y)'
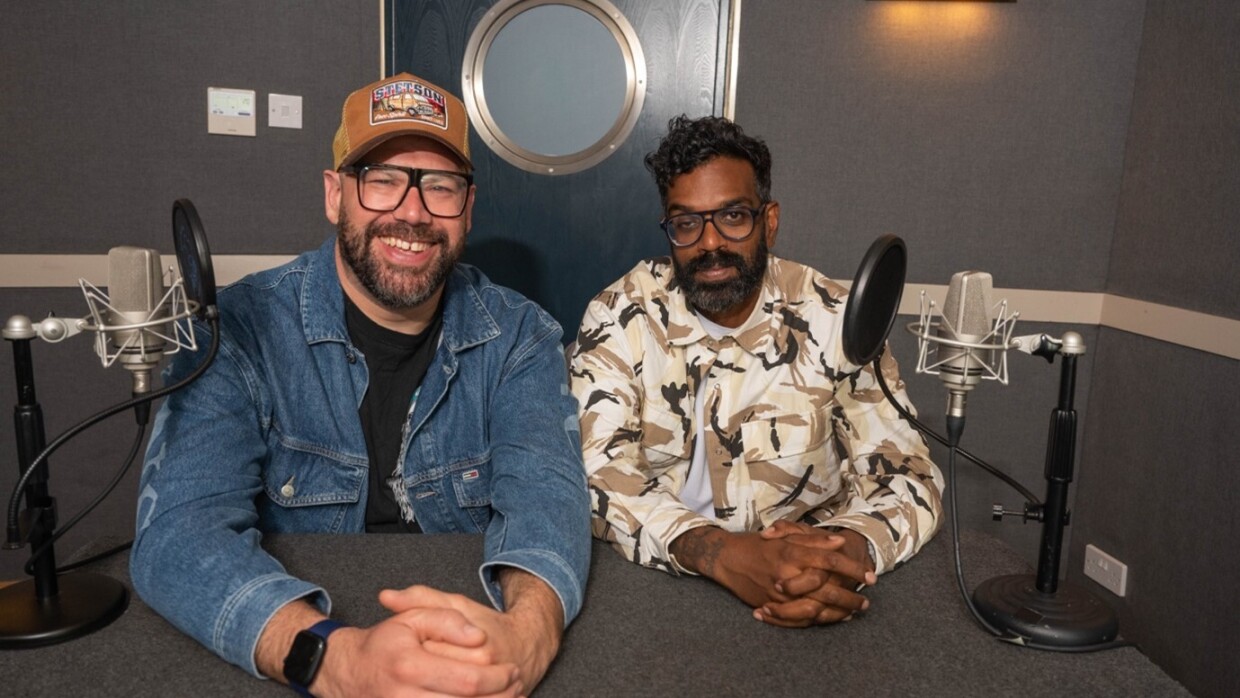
top-left (644, 115), bottom-right (772, 206)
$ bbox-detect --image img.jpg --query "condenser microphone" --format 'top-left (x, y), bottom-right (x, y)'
top-left (105, 246), bottom-right (171, 394)
top-left (22, 202), bottom-right (212, 392)
top-left (907, 270), bottom-right (1016, 446)
top-left (0, 199), bottom-right (221, 650)
top-left (936, 271), bottom-right (995, 420)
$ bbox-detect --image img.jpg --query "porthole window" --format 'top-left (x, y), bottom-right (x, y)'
top-left (461, 0), bottom-right (647, 175)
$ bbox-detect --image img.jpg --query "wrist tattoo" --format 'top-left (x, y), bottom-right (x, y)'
top-left (673, 527), bottom-right (725, 576)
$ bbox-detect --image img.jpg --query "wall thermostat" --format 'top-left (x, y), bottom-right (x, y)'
top-left (207, 87), bottom-right (256, 137)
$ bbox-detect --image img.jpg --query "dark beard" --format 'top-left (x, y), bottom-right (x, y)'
top-left (336, 208), bottom-right (461, 310)
top-left (673, 235), bottom-right (768, 316)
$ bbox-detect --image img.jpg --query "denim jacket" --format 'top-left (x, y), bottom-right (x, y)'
top-left (130, 238), bottom-right (590, 677)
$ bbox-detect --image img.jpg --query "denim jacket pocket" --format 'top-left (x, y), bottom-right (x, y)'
top-left (261, 432), bottom-right (366, 532)
top-left (448, 457), bottom-right (493, 532)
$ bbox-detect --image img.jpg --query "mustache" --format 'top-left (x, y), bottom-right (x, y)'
top-left (683, 249), bottom-right (746, 275)
top-left (367, 221), bottom-right (446, 246)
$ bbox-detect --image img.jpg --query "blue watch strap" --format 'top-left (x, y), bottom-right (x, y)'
top-left (289, 619), bottom-right (347, 697)
top-left (307, 618), bottom-right (346, 639)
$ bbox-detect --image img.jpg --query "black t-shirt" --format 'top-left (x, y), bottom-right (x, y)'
top-left (344, 295), bottom-right (443, 533)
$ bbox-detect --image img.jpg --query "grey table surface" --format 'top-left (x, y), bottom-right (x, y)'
top-left (0, 530), bottom-right (1190, 697)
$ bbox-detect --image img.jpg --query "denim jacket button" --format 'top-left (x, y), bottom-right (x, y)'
top-left (346, 352), bottom-right (357, 364)
top-left (280, 483), bottom-right (295, 498)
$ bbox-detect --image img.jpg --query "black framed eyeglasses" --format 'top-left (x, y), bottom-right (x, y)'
top-left (339, 163), bottom-right (474, 218)
top-left (660, 204), bottom-right (768, 247)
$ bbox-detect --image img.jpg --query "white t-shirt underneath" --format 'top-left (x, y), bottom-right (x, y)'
top-left (679, 312), bottom-right (732, 518)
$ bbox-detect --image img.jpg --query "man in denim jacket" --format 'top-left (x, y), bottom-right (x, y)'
top-left (131, 72), bottom-right (589, 697)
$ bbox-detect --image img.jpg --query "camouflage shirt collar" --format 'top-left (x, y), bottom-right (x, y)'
top-left (665, 255), bottom-right (787, 361)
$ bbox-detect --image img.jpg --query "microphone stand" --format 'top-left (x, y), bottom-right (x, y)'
top-left (1, 317), bottom-right (128, 648)
top-left (971, 331), bottom-right (1119, 647)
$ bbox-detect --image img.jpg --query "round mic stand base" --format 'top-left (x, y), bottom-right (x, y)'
top-left (3, 328), bottom-right (130, 649)
top-left (972, 574), bottom-right (1118, 647)
top-left (0, 572), bottom-right (129, 649)
top-left (971, 333), bottom-right (1120, 649)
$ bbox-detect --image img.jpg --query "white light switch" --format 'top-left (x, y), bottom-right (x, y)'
top-left (269, 93), bottom-right (303, 129)
top-left (207, 87), bottom-right (257, 137)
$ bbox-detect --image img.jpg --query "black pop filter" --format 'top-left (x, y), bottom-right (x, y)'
top-left (842, 234), bottom-right (907, 365)
top-left (172, 199), bottom-right (216, 315)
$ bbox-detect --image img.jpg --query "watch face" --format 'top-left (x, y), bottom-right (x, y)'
top-left (284, 630), bottom-right (328, 688)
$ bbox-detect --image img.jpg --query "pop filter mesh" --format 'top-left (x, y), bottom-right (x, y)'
top-left (842, 235), bottom-right (907, 366)
top-left (172, 199), bottom-right (216, 315)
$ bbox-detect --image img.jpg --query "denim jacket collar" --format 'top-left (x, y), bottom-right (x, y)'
top-left (299, 237), bottom-right (501, 352)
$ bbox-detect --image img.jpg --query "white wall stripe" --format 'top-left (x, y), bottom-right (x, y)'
top-left (897, 284), bottom-right (1106, 324)
top-left (0, 254), bottom-right (296, 288)
top-left (1, 254), bottom-right (1236, 360)
top-left (1100, 294), bottom-right (1240, 361)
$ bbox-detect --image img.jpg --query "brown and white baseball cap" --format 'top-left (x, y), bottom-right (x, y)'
top-left (331, 72), bottom-right (472, 171)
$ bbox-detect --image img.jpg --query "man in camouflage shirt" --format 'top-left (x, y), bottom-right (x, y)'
top-left (570, 115), bottom-right (943, 627)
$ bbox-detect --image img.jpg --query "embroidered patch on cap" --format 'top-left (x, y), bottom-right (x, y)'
top-left (461, 469), bottom-right (480, 481)
top-left (370, 79), bottom-right (448, 130)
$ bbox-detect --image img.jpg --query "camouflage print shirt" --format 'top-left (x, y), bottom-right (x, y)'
top-left (570, 255), bottom-right (943, 575)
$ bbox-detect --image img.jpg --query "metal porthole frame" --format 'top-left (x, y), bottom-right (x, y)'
top-left (461, 0), bottom-right (647, 175)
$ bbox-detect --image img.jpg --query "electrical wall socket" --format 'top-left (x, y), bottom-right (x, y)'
top-left (1084, 543), bottom-right (1129, 597)
top-left (268, 93), bottom-right (303, 129)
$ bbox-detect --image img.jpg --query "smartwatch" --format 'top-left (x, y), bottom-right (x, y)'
top-left (283, 619), bottom-right (346, 696)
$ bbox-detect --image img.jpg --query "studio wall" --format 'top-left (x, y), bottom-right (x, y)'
top-left (0, 0), bottom-right (380, 579)
top-left (1072, 329), bottom-right (1238, 698)
top-left (1, 1), bottom-right (1234, 695)
top-left (736, 0), bottom-right (1145, 291)
top-left (1105, 1), bottom-right (1240, 319)
top-left (735, 0), bottom-right (1140, 591)
top-left (1070, 2), bottom-right (1240, 696)
top-left (0, 0), bottom-right (375, 257)
top-left (738, 2), bottom-right (1236, 696)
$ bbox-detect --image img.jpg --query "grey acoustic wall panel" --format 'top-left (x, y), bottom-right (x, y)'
top-left (0, 0), bottom-right (379, 579)
top-left (735, 0), bottom-right (1145, 292)
top-left (1107, 0), bottom-right (1240, 320)
top-left (0, 1), bottom-right (377, 256)
top-left (1072, 328), bottom-right (1239, 698)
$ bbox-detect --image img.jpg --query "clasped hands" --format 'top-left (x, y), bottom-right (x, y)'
top-left (671, 520), bottom-right (877, 628)
top-left (301, 569), bottom-right (561, 698)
